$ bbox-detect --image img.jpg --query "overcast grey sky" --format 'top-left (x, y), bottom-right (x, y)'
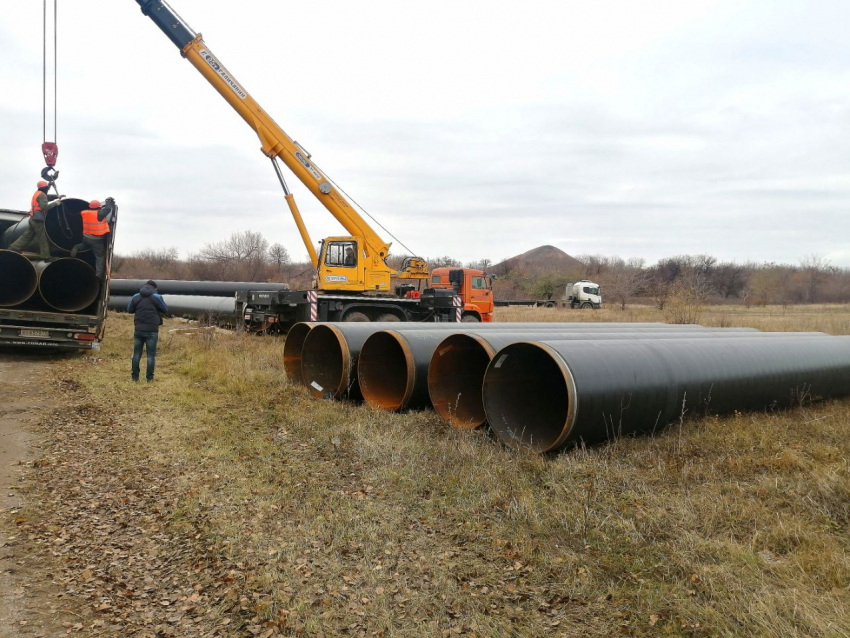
top-left (1, 0), bottom-right (848, 267)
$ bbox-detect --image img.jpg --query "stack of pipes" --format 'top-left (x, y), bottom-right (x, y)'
top-left (0, 200), bottom-right (101, 313)
top-left (286, 321), bottom-right (850, 453)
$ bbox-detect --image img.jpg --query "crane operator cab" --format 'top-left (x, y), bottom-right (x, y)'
top-left (319, 236), bottom-right (391, 293)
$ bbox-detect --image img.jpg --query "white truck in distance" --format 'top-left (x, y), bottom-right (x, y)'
top-left (566, 280), bottom-right (602, 309)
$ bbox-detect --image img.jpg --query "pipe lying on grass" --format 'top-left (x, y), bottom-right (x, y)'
top-left (0, 250), bottom-right (38, 307)
top-left (36, 258), bottom-right (100, 312)
top-left (428, 331), bottom-right (831, 429)
top-left (482, 336), bottom-right (850, 453)
top-left (296, 321), bottom-right (758, 403)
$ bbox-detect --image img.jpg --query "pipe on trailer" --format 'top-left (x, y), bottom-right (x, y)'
top-left (283, 322), bottom-right (316, 385)
top-left (109, 279), bottom-right (290, 297)
top-left (482, 336), bottom-right (850, 453)
top-left (0, 250), bottom-right (38, 307)
top-left (35, 258), bottom-right (100, 312)
top-left (108, 294), bottom-right (236, 319)
top-left (2, 199), bottom-right (89, 253)
top-left (428, 331), bottom-right (830, 429)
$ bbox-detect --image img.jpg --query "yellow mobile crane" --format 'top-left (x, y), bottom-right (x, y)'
top-left (135, 0), bottom-right (429, 295)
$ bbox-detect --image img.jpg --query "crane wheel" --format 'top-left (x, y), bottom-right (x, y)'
top-left (461, 314), bottom-right (480, 322)
top-left (580, 302), bottom-right (594, 310)
top-left (344, 311), bottom-right (370, 322)
top-left (376, 313), bottom-right (401, 322)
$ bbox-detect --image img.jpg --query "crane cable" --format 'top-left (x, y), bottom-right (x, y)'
top-left (310, 159), bottom-right (420, 259)
top-left (42, 0), bottom-right (57, 145)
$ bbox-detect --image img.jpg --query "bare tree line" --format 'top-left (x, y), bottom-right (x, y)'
top-left (113, 231), bottom-right (849, 306)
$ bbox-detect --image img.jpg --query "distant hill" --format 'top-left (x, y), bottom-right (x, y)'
top-left (491, 245), bottom-right (583, 275)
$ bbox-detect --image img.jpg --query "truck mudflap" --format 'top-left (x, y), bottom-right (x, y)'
top-left (0, 325), bottom-right (99, 350)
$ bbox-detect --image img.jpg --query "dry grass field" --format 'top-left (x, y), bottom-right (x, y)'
top-left (13, 304), bottom-right (850, 637)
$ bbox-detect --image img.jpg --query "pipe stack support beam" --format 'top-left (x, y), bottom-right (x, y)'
top-left (0, 250), bottom-right (39, 307)
top-left (482, 336), bottom-right (850, 453)
top-left (297, 322), bottom-right (718, 403)
top-left (428, 331), bottom-right (830, 429)
top-left (35, 258), bottom-right (100, 313)
top-left (108, 294), bottom-right (236, 318)
top-left (109, 279), bottom-right (290, 297)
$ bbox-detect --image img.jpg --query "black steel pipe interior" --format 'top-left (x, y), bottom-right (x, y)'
top-left (0, 250), bottom-right (38, 307)
top-left (283, 322), bottom-right (315, 384)
top-left (300, 325), bottom-right (351, 399)
top-left (483, 336), bottom-right (850, 453)
top-left (358, 331), bottom-right (414, 410)
top-left (37, 258), bottom-right (100, 312)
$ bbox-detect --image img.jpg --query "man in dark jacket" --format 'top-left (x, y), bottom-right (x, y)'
top-left (127, 280), bottom-right (169, 382)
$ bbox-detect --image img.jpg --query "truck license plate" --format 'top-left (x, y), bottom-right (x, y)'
top-left (19, 329), bottom-right (49, 338)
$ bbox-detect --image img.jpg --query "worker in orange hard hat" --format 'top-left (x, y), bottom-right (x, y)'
top-left (8, 180), bottom-right (65, 259)
top-left (70, 199), bottom-right (112, 279)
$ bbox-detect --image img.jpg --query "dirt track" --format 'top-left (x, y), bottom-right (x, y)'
top-left (0, 354), bottom-right (66, 637)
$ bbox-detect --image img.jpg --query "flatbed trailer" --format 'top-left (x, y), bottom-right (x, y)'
top-left (237, 287), bottom-right (461, 333)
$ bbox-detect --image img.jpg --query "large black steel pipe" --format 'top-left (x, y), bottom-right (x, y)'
top-left (108, 294), bottom-right (235, 318)
top-left (283, 322), bottom-right (316, 385)
top-left (358, 328), bottom-right (803, 413)
top-left (109, 279), bottom-right (290, 297)
top-left (35, 258), bottom-right (100, 312)
top-left (2, 199), bottom-right (89, 253)
top-left (297, 321), bottom-right (756, 403)
top-left (482, 336), bottom-right (850, 453)
top-left (429, 331), bottom-right (830, 429)
top-left (0, 250), bottom-right (38, 307)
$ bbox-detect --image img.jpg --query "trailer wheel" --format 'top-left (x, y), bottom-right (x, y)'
top-left (376, 313), bottom-right (401, 322)
top-left (580, 302), bottom-right (594, 310)
top-left (344, 311), bottom-right (370, 322)
top-left (544, 301), bottom-right (556, 308)
top-left (461, 314), bottom-right (480, 322)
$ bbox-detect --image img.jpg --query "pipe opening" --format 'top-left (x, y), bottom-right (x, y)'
top-left (45, 199), bottom-right (88, 251)
top-left (0, 250), bottom-right (38, 307)
top-left (483, 343), bottom-right (570, 452)
top-left (301, 325), bottom-right (348, 399)
top-left (358, 331), bottom-right (414, 410)
top-left (428, 334), bottom-right (494, 428)
top-left (283, 323), bottom-right (313, 384)
top-left (39, 258), bottom-right (100, 312)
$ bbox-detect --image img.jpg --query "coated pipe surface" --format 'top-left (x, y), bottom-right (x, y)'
top-left (429, 331), bottom-right (829, 429)
top-left (2, 199), bottom-right (89, 253)
top-left (109, 279), bottom-right (290, 297)
top-left (283, 322), bottom-right (316, 385)
top-left (296, 321), bottom-right (749, 402)
top-left (108, 294), bottom-right (235, 318)
top-left (0, 250), bottom-right (38, 307)
top-left (483, 336), bottom-right (850, 453)
top-left (35, 258), bottom-right (100, 312)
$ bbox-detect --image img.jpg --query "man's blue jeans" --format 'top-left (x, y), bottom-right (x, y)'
top-left (132, 331), bottom-right (159, 382)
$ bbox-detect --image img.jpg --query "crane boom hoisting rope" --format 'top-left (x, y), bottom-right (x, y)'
top-left (41, 0), bottom-right (59, 183)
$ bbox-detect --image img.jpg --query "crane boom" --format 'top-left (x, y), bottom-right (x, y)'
top-left (136, 0), bottom-right (399, 268)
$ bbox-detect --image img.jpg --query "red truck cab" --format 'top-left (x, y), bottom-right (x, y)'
top-left (429, 268), bottom-right (494, 322)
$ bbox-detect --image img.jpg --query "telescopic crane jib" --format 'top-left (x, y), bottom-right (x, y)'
top-left (135, 0), bottom-right (430, 294)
